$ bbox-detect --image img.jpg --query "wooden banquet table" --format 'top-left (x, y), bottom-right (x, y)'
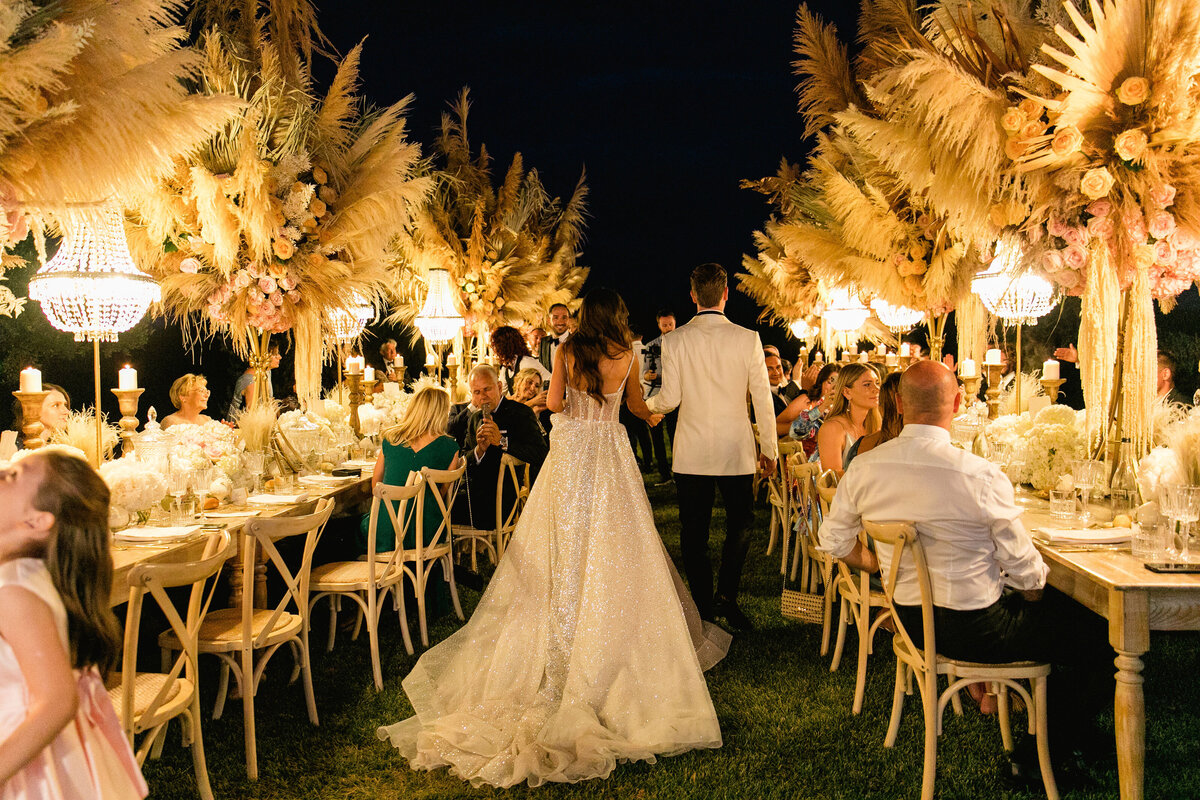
top-left (1022, 502), bottom-right (1200, 800)
top-left (110, 474), bottom-right (372, 608)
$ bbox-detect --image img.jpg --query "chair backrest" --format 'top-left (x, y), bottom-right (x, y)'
top-left (119, 530), bottom-right (236, 736)
top-left (420, 462), bottom-right (466, 554)
top-left (790, 461), bottom-right (822, 547)
top-left (239, 497), bottom-right (336, 648)
top-left (495, 453), bottom-right (531, 534)
top-left (815, 469), bottom-right (839, 517)
top-left (365, 478), bottom-right (423, 578)
top-left (860, 520), bottom-right (936, 677)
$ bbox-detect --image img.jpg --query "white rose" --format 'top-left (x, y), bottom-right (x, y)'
top-left (1116, 76), bottom-right (1150, 106)
top-left (1080, 167), bottom-right (1115, 200)
top-left (1113, 128), bottom-right (1148, 161)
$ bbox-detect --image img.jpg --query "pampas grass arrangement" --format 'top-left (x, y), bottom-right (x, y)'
top-left (49, 408), bottom-right (120, 465)
top-left (234, 400), bottom-right (281, 454)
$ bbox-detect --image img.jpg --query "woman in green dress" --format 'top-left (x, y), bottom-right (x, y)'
top-left (361, 386), bottom-right (462, 554)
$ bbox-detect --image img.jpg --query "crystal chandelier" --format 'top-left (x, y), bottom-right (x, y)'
top-left (27, 206), bottom-right (160, 342)
top-left (414, 268), bottom-right (463, 343)
top-left (789, 318), bottom-right (817, 340)
top-left (329, 293), bottom-right (375, 343)
top-left (870, 299), bottom-right (925, 333)
top-left (971, 235), bottom-right (1057, 324)
top-left (823, 287), bottom-right (870, 332)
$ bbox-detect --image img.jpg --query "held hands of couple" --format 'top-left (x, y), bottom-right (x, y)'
top-left (647, 413), bottom-right (665, 427)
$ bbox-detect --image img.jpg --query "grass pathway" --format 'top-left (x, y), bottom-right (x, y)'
top-left (143, 479), bottom-right (1200, 799)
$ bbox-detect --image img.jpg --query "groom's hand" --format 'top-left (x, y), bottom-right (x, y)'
top-left (648, 413), bottom-right (665, 427)
top-left (759, 454), bottom-right (777, 479)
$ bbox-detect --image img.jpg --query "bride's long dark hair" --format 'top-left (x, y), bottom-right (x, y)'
top-left (562, 288), bottom-right (631, 402)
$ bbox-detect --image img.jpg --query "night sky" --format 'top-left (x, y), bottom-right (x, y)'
top-left (317, 0), bottom-right (855, 343)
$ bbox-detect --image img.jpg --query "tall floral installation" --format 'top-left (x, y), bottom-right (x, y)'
top-left (388, 89), bottom-right (589, 358)
top-left (125, 3), bottom-right (432, 407)
top-left (0, 0), bottom-right (241, 315)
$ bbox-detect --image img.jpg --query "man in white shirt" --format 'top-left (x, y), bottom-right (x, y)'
top-left (642, 308), bottom-right (677, 484)
top-left (822, 361), bottom-right (1110, 775)
top-left (537, 303), bottom-right (571, 372)
top-left (647, 264), bottom-right (777, 631)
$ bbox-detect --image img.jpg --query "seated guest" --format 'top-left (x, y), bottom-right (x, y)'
top-left (765, 351), bottom-right (811, 436)
top-left (789, 363), bottom-right (839, 457)
top-left (160, 374), bottom-right (213, 429)
top-left (1157, 350), bottom-right (1190, 406)
top-left (372, 338), bottom-right (403, 383)
top-left (843, 370), bottom-right (901, 469)
top-left (460, 364), bottom-right (549, 528)
top-left (778, 357), bottom-right (803, 403)
top-left (491, 325), bottom-right (550, 392)
top-left (764, 352), bottom-right (791, 416)
top-left (361, 385), bottom-right (461, 553)
top-left (815, 363), bottom-right (880, 476)
top-left (228, 341), bottom-right (281, 417)
top-left (821, 361), bottom-right (1112, 771)
top-left (447, 399), bottom-right (476, 450)
top-left (508, 367), bottom-right (548, 416)
top-left (11, 383), bottom-right (71, 447)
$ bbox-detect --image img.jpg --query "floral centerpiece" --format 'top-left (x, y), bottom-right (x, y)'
top-left (163, 421), bottom-right (243, 477)
top-left (988, 405), bottom-right (1087, 491)
top-left (99, 455), bottom-right (168, 525)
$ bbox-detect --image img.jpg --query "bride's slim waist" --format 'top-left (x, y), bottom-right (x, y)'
top-left (550, 414), bottom-right (623, 427)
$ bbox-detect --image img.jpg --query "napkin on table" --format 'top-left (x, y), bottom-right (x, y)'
top-left (247, 493), bottom-right (311, 505)
top-left (1035, 527), bottom-right (1132, 545)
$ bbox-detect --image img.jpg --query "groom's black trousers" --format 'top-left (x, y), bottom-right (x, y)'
top-left (673, 472), bottom-right (754, 618)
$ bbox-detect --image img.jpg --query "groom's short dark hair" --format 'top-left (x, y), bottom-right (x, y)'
top-left (690, 263), bottom-right (726, 308)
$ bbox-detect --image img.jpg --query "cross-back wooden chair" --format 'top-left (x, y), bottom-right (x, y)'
top-left (309, 479), bottom-right (423, 691)
top-left (806, 468), bottom-right (842, 656)
top-left (862, 520), bottom-right (1058, 800)
top-left (161, 498), bottom-right (335, 780)
top-left (766, 439), bottom-right (804, 573)
top-left (454, 453), bottom-right (532, 566)
top-left (108, 530), bottom-right (235, 800)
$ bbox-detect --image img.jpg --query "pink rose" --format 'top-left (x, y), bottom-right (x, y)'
top-left (270, 290), bottom-right (284, 307)
top-left (1062, 226), bottom-right (1085, 247)
top-left (1080, 167), bottom-right (1115, 200)
top-left (1172, 227), bottom-right (1199, 250)
top-left (1087, 214), bottom-right (1115, 240)
top-left (1042, 250), bottom-right (1065, 272)
top-left (279, 276), bottom-right (297, 291)
top-left (1154, 239), bottom-right (1177, 266)
top-left (258, 276), bottom-right (277, 294)
top-left (1150, 184), bottom-right (1177, 208)
top-left (1062, 244), bottom-right (1088, 270)
top-left (179, 257), bottom-right (201, 274)
top-left (1046, 215), bottom-right (1068, 238)
top-left (1123, 211), bottom-right (1147, 242)
top-left (286, 289), bottom-right (301, 303)
top-left (1148, 210), bottom-right (1176, 239)
top-left (1085, 199), bottom-right (1113, 217)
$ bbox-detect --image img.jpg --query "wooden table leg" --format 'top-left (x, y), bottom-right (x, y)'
top-left (1110, 590), bottom-right (1149, 800)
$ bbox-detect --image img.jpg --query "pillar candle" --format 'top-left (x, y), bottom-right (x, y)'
top-left (885, 353), bottom-right (898, 367)
top-left (899, 343), bottom-right (910, 358)
top-left (363, 366), bottom-right (375, 382)
top-left (393, 355), bottom-right (404, 370)
top-left (345, 356), bottom-right (364, 374)
top-left (814, 351), bottom-right (823, 363)
top-left (447, 353), bottom-right (458, 367)
top-left (985, 348), bottom-right (1002, 365)
top-left (858, 352), bottom-right (868, 363)
top-left (959, 358), bottom-right (977, 379)
top-left (848, 344), bottom-right (858, 355)
top-left (19, 366), bottom-right (41, 393)
top-left (1042, 359), bottom-right (1060, 380)
top-left (425, 353), bottom-right (436, 367)
top-left (118, 365), bottom-right (138, 390)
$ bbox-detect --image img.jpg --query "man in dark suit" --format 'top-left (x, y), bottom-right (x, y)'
top-left (460, 364), bottom-right (549, 528)
top-left (537, 303), bottom-right (572, 372)
top-left (447, 400), bottom-right (476, 449)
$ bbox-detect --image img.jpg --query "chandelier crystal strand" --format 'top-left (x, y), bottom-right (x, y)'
top-left (870, 299), bottom-right (925, 333)
top-left (329, 293), bottom-right (376, 343)
top-left (415, 268), bottom-right (464, 343)
top-left (971, 234), bottom-right (1056, 325)
top-left (823, 287), bottom-right (871, 332)
top-left (789, 319), bottom-right (817, 340)
top-left (27, 206), bottom-right (161, 342)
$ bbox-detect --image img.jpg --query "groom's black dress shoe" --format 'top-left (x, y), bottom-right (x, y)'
top-left (715, 599), bottom-right (754, 631)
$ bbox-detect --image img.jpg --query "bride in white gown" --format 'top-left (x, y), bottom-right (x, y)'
top-left (378, 288), bottom-right (731, 788)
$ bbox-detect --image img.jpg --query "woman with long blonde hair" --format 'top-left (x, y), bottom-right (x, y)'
top-left (361, 386), bottom-right (461, 555)
top-left (815, 362), bottom-right (881, 476)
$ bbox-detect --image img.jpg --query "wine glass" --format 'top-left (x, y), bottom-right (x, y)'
top-left (243, 451), bottom-right (265, 495)
top-left (167, 464), bottom-right (192, 525)
top-left (1071, 459), bottom-right (1104, 525)
top-left (192, 465), bottom-right (214, 521)
top-left (1162, 485), bottom-right (1200, 563)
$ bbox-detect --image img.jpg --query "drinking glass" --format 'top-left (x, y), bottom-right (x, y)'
top-left (192, 466), bottom-right (214, 521)
top-left (1162, 485), bottom-right (1200, 563)
top-left (1049, 489), bottom-right (1075, 521)
top-left (167, 465), bottom-right (192, 525)
top-left (243, 452), bottom-right (265, 495)
top-left (1071, 459), bottom-right (1105, 525)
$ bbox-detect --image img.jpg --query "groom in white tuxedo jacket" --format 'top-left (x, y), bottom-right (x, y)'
top-left (647, 263), bottom-right (777, 629)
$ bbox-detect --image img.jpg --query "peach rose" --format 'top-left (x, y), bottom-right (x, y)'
top-left (268, 263), bottom-right (287, 279)
top-left (1050, 125), bottom-right (1083, 157)
top-left (270, 290), bottom-right (284, 307)
top-left (179, 257), bottom-right (201, 274)
top-left (1149, 183), bottom-right (1176, 208)
top-left (1080, 167), bottom-right (1114, 200)
top-left (286, 290), bottom-right (301, 303)
top-left (258, 276), bottom-right (277, 294)
top-left (1020, 120), bottom-right (1045, 139)
top-left (1116, 76), bottom-right (1150, 106)
top-left (1133, 244), bottom-right (1156, 270)
top-left (1085, 198), bottom-right (1113, 217)
top-left (1173, 226), bottom-right (1199, 250)
top-left (1148, 210), bottom-right (1176, 239)
top-left (908, 241), bottom-right (928, 259)
top-left (1087, 214), bottom-right (1115, 240)
top-left (318, 185), bottom-right (337, 204)
top-left (312, 166), bottom-right (328, 185)
top-left (235, 270), bottom-right (252, 288)
top-left (1001, 107), bottom-right (1025, 133)
top-left (310, 198), bottom-right (327, 218)
top-left (1113, 128), bottom-right (1148, 161)
top-left (1154, 239), bottom-right (1177, 266)
top-left (1004, 137), bottom-right (1028, 161)
top-left (1018, 98), bottom-right (1044, 119)
top-left (1063, 244), bottom-right (1088, 270)
top-left (279, 276), bottom-right (297, 291)
top-left (272, 238), bottom-right (295, 260)
top-left (1062, 226), bottom-right (1085, 247)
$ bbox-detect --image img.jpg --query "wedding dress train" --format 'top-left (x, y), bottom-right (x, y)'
top-left (378, 365), bottom-right (730, 788)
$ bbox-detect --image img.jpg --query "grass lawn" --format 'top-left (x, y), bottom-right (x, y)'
top-left (142, 478), bottom-right (1200, 799)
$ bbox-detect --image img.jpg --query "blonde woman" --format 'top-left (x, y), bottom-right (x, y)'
top-left (815, 362), bottom-right (881, 476)
top-left (507, 367), bottom-right (548, 415)
top-left (361, 386), bottom-right (461, 555)
top-left (160, 374), bottom-right (213, 430)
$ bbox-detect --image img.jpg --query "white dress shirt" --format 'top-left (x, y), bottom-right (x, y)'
top-left (819, 424), bottom-right (1047, 610)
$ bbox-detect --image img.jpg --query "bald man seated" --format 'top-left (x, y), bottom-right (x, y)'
top-left (820, 361), bottom-right (1112, 778)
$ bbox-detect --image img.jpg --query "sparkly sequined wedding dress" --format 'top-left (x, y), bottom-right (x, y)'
top-left (378, 358), bottom-right (730, 788)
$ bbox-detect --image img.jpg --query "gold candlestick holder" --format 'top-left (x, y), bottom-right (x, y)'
top-left (961, 375), bottom-right (982, 406)
top-left (362, 378), bottom-right (377, 396)
top-left (346, 372), bottom-right (365, 438)
top-left (12, 390), bottom-right (50, 450)
top-left (110, 388), bottom-right (145, 456)
top-left (1040, 378), bottom-right (1065, 404)
top-left (984, 362), bottom-right (1004, 420)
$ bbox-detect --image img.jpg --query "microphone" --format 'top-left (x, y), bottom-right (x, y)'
top-left (481, 402), bottom-right (493, 422)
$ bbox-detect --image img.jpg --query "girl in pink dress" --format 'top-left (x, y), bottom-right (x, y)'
top-left (0, 450), bottom-right (147, 799)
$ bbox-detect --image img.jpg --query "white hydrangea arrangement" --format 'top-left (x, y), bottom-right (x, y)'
top-left (99, 455), bottom-right (168, 523)
top-left (1022, 405), bottom-right (1087, 491)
